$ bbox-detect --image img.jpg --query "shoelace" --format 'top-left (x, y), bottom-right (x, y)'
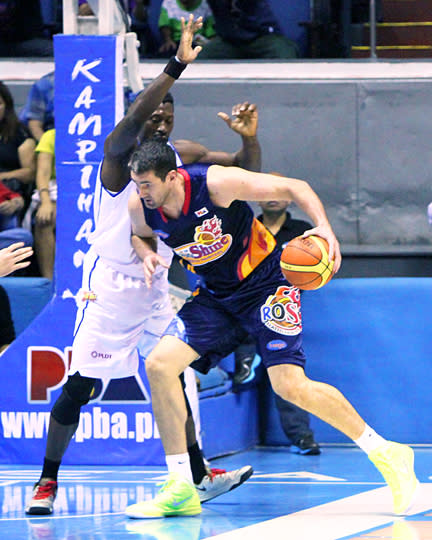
top-left (34, 483), bottom-right (56, 500)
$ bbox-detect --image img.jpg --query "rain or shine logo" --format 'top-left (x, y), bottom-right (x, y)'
top-left (174, 215), bottom-right (232, 266)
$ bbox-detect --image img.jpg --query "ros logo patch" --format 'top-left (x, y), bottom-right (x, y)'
top-left (260, 286), bottom-right (302, 336)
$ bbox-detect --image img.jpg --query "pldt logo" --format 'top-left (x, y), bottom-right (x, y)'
top-left (27, 346), bottom-right (150, 405)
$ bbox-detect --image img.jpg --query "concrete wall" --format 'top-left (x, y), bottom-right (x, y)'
top-left (169, 79), bottom-right (432, 247)
top-left (8, 73), bottom-right (432, 252)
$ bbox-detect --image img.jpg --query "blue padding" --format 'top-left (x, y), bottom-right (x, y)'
top-left (199, 381), bottom-right (232, 399)
top-left (197, 366), bottom-right (230, 391)
top-left (0, 278), bottom-right (53, 336)
top-left (262, 277), bottom-right (432, 445)
top-left (200, 388), bottom-right (259, 459)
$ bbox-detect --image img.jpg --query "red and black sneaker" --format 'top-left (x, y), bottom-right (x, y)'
top-left (25, 480), bottom-right (58, 515)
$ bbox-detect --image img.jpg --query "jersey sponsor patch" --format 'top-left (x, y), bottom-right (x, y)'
top-left (260, 286), bottom-right (302, 336)
top-left (266, 339), bottom-right (288, 351)
top-left (195, 206), bottom-right (208, 217)
top-left (155, 229), bottom-right (169, 239)
top-left (174, 215), bottom-right (232, 266)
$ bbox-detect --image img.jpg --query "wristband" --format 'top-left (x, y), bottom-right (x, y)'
top-left (163, 56), bottom-right (187, 79)
top-left (39, 188), bottom-right (49, 194)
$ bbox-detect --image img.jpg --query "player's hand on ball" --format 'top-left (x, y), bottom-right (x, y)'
top-left (303, 225), bottom-right (341, 273)
top-left (217, 102), bottom-right (258, 138)
top-left (281, 235), bottom-right (336, 290)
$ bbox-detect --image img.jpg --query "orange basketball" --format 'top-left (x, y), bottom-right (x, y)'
top-left (280, 235), bottom-right (335, 290)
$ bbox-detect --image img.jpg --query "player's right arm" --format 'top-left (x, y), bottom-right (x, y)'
top-left (128, 191), bottom-right (170, 287)
top-left (101, 15), bottom-right (203, 193)
top-left (207, 165), bottom-right (341, 271)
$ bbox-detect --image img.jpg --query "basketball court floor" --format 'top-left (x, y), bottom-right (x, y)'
top-left (0, 445), bottom-right (431, 540)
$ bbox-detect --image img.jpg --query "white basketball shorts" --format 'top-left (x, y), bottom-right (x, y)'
top-left (70, 248), bottom-right (173, 379)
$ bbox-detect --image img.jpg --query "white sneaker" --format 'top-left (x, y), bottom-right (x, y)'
top-left (195, 466), bottom-right (253, 503)
top-left (25, 481), bottom-right (57, 515)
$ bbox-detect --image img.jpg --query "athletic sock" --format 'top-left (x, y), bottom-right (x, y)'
top-left (40, 457), bottom-right (61, 482)
top-left (354, 424), bottom-right (387, 454)
top-left (188, 442), bottom-right (208, 484)
top-left (165, 453), bottom-right (194, 484)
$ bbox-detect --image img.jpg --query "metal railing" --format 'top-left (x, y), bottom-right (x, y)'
top-left (369, 0), bottom-right (377, 58)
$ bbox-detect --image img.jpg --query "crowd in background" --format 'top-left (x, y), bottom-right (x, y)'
top-left (0, 0), bottom-right (300, 60)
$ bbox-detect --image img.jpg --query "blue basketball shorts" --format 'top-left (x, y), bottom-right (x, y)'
top-left (164, 250), bottom-right (306, 374)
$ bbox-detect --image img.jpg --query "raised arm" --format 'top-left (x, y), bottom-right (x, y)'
top-left (101, 15), bottom-right (203, 192)
top-left (207, 165), bottom-right (341, 270)
top-left (174, 102), bottom-right (261, 171)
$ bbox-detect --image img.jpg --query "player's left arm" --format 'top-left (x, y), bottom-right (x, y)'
top-left (128, 191), bottom-right (170, 287)
top-left (174, 102), bottom-right (261, 171)
top-left (207, 165), bottom-right (341, 271)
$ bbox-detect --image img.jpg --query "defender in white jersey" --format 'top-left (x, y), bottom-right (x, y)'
top-left (26, 15), bottom-right (260, 517)
top-left (71, 164), bottom-right (176, 380)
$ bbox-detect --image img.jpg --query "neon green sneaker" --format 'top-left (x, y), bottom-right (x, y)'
top-left (125, 472), bottom-right (201, 519)
top-left (369, 441), bottom-right (419, 515)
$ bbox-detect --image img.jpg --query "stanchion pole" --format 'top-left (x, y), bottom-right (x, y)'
top-left (369, 0), bottom-right (377, 59)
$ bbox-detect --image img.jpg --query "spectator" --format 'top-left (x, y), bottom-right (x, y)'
top-left (0, 81), bottom-right (35, 250)
top-left (198, 0), bottom-right (299, 59)
top-left (78, 0), bottom-right (152, 57)
top-left (20, 70), bottom-right (139, 145)
top-left (0, 284), bottom-right (15, 354)
top-left (31, 128), bottom-right (56, 280)
top-left (157, 0), bottom-right (216, 57)
top-left (0, 241), bottom-right (33, 277)
top-left (19, 71), bottom-right (54, 143)
top-left (0, 0), bottom-right (53, 57)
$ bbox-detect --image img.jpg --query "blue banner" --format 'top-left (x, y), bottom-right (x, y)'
top-left (0, 35), bottom-right (166, 466)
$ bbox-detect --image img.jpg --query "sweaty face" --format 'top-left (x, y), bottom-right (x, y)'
top-left (141, 102), bottom-right (174, 142)
top-left (131, 170), bottom-right (168, 209)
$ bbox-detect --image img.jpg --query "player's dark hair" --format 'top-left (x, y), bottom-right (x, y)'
top-left (162, 92), bottom-right (174, 108)
top-left (128, 139), bottom-right (177, 180)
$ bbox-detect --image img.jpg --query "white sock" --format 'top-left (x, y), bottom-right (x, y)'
top-left (165, 453), bottom-right (193, 484)
top-left (354, 424), bottom-right (387, 454)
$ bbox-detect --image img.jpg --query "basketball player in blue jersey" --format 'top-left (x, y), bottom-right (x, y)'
top-left (26, 15), bottom-right (256, 516)
top-left (124, 139), bottom-right (419, 519)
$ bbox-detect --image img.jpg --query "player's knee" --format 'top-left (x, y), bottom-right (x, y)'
top-left (51, 373), bottom-right (96, 425)
top-left (272, 370), bottom-right (307, 405)
top-left (146, 351), bottom-right (174, 383)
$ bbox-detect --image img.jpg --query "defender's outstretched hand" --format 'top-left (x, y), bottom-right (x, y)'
top-left (176, 15), bottom-right (203, 64)
top-left (217, 102), bottom-right (258, 138)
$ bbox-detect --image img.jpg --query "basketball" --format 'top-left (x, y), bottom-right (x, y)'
top-left (280, 235), bottom-right (335, 290)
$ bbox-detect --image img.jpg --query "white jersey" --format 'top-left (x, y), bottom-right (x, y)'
top-left (71, 144), bottom-right (200, 441)
top-left (88, 143), bottom-right (182, 277)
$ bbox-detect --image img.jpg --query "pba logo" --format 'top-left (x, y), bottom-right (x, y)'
top-left (260, 286), bottom-right (302, 336)
top-left (27, 346), bottom-right (150, 404)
